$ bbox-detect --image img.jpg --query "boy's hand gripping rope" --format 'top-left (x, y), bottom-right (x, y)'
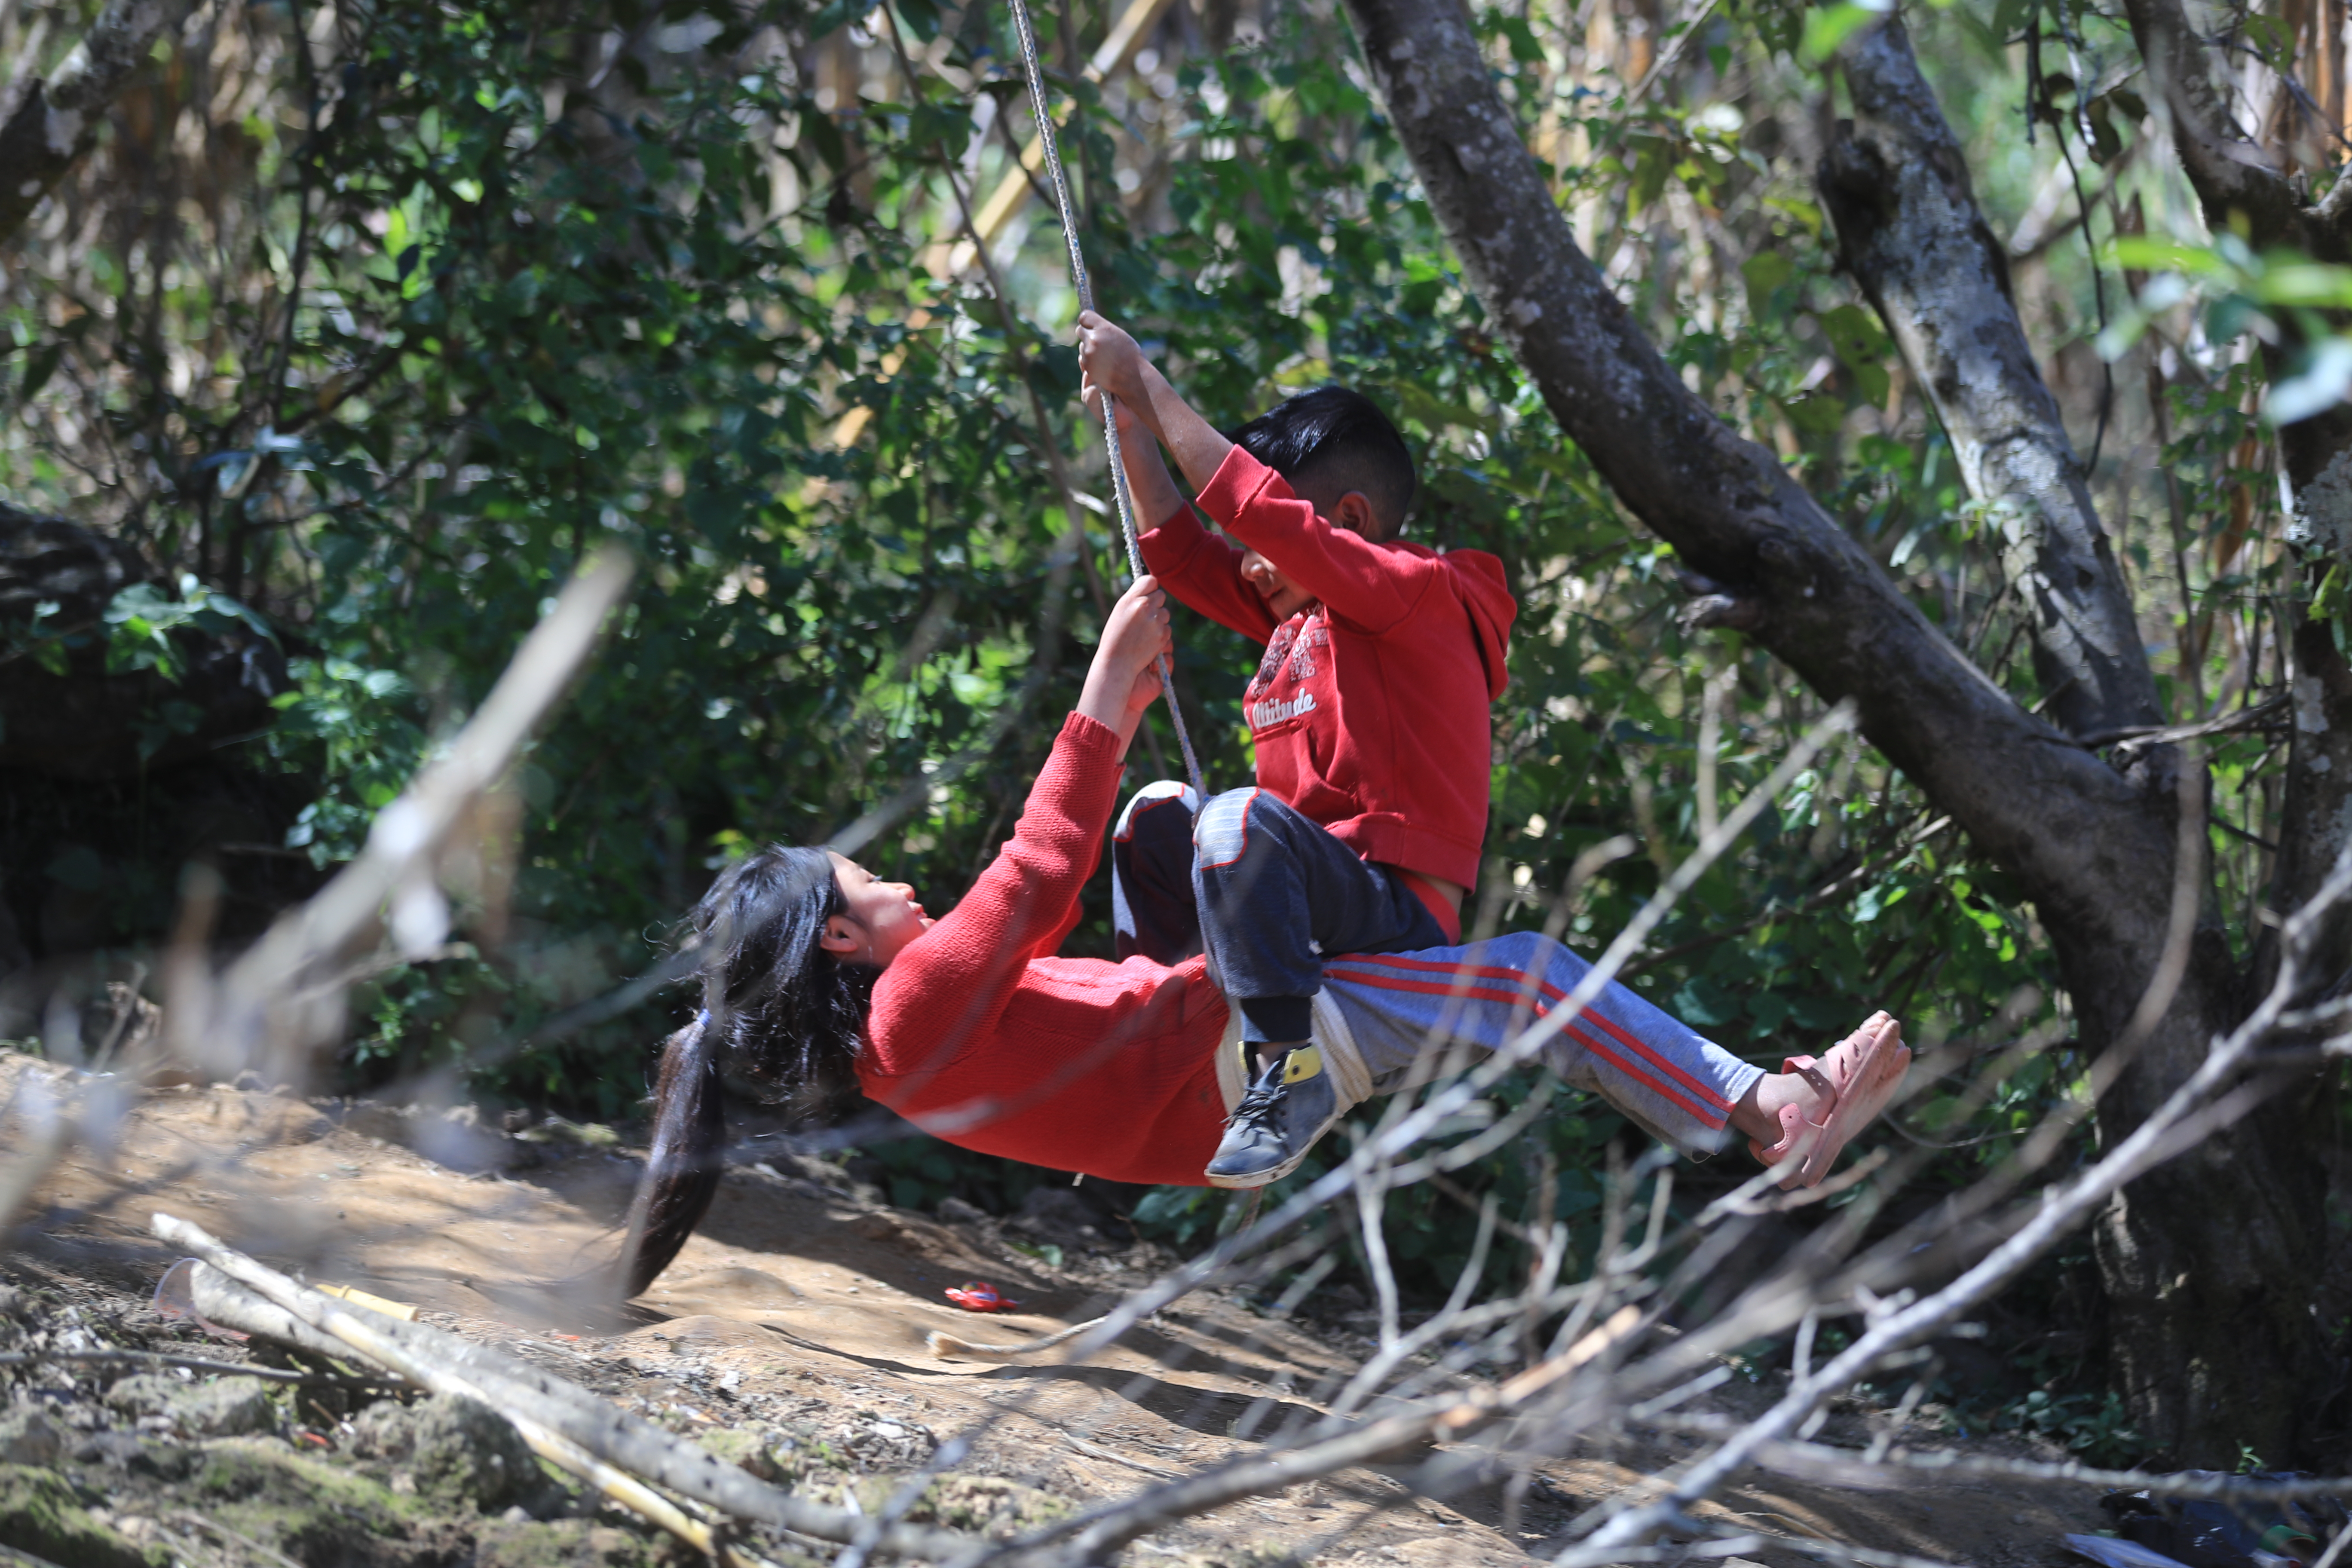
top-left (1004, 0), bottom-right (1207, 800)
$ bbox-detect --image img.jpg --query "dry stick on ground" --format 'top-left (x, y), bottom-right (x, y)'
top-left (156, 1257), bottom-right (374, 1363)
top-left (1554, 835), bottom-right (2352, 1557)
top-left (0, 1349), bottom-right (396, 1387)
top-left (168, 1257), bottom-right (787, 1568)
top-left (152, 1218), bottom-right (979, 1565)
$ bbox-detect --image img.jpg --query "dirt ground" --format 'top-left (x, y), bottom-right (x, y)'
top-left (1, 1049), bottom-right (2120, 1566)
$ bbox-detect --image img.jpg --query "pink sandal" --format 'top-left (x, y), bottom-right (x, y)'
top-left (1750, 1014), bottom-right (1911, 1189)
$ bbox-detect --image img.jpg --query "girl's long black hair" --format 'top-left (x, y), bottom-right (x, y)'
top-left (616, 846), bottom-right (879, 1296)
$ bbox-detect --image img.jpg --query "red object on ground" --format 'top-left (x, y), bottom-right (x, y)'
top-left (944, 1280), bottom-right (1020, 1313)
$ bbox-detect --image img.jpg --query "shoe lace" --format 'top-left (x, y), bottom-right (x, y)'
top-left (1223, 1073), bottom-right (1286, 1135)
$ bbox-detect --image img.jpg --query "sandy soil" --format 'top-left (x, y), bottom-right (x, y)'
top-left (3, 1050), bottom-right (2112, 1565)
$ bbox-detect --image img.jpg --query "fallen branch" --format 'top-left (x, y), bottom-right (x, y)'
top-left (927, 1315), bottom-right (1107, 1360)
top-left (156, 1257), bottom-right (364, 1363)
top-left (152, 1215), bottom-right (977, 1564)
top-left (1059, 1430), bottom-right (1182, 1479)
top-left (0, 1348), bottom-right (395, 1388)
top-left (1648, 1414), bottom-right (2352, 1500)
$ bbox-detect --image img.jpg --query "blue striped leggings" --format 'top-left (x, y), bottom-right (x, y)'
top-left (1316, 931), bottom-right (1765, 1155)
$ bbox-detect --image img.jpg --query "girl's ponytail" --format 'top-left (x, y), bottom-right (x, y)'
top-left (615, 846), bottom-right (880, 1297)
top-left (617, 1011), bottom-right (725, 1296)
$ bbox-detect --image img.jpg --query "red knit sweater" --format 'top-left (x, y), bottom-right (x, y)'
top-left (856, 713), bottom-right (1231, 1184)
top-left (1142, 447), bottom-right (1518, 895)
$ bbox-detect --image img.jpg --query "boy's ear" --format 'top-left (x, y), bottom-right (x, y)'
top-left (1331, 490), bottom-right (1389, 540)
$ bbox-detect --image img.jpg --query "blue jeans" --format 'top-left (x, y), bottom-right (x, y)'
top-left (1111, 782), bottom-right (1449, 1045)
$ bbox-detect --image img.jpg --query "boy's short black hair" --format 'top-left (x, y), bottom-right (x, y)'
top-left (1228, 386), bottom-right (1415, 538)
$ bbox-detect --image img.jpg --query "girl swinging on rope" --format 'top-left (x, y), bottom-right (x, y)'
top-left (615, 580), bottom-right (1911, 1298)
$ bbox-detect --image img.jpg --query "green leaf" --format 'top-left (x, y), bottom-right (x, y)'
top-left (1671, 975), bottom-right (1743, 1028)
top-left (2102, 236), bottom-right (2225, 275)
top-left (2084, 96), bottom-right (2121, 164)
top-left (1003, 1237), bottom-right (1064, 1268)
top-left (1801, 0), bottom-right (1892, 64)
top-left (2245, 12), bottom-right (2294, 70)
top-left (1743, 251), bottom-right (1794, 318)
top-left (1494, 15), bottom-right (1545, 63)
top-left (1817, 303), bottom-right (1889, 363)
top-left (895, 0), bottom-right (941, 42)
top-left (2255, 263), bottom-right (2352, 308)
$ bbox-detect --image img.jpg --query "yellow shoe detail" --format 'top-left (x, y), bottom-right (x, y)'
top-left (1282, 1046), bottom-right (1323, 1085)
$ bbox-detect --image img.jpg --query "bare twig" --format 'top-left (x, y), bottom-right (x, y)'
top-left (0, 1349), bottom-right (395, 1387)
top-left (2073, 691), bottom-right (2288, 750)
top-left (1644, 1414), bottom-right (2352, 1500)
top-left (1563, 834), bottom-right (2352, 1555)
top-left (988, 1307), bottom-right (1643, 1566)
top-left (176, 552), bottom-right (635, 1090)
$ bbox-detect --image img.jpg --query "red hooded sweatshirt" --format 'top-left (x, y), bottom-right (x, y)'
top-left (1142, 447), bottom-right (1519, 924)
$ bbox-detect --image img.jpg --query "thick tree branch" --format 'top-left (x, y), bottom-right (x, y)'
top-left (2114, 0), bottom-right (2352, 989)
top-left (1825, 18), bottom-right (2161, 740)
top-left (2120, 0), bottom-right (2309, 246)
top-left (1335, 0), bottom-right (2176, 996)
top-left (0, 0), bottom-right (196, 248)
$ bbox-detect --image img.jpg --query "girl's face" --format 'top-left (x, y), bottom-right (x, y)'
top-left (818, 851), bottom-right (933, 968)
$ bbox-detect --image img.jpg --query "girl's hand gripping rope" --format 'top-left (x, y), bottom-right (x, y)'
top-left (1074, 576), bottom-right (1173, 758)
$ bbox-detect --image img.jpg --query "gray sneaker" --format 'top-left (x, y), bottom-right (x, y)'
top-left (1204, 1045), bottom-right (1342, 1189)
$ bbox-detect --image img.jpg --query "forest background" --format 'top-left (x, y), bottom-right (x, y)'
top-left (0, 0), bottom-right (2334, 1476)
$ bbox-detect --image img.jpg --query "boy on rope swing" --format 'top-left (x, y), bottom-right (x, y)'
top-left (614, 580), bottom-right (1913, 1298)
top-left (1076, 315), bottom-right (1520, 1187)
top-left (1075, 313), bottom-right (1908, 1190)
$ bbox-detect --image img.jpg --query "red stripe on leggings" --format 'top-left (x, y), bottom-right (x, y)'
top-left (1324, 965), bottom-right (1727, 1127)
top-left (1329, 952), bottom-right (1733, 1113)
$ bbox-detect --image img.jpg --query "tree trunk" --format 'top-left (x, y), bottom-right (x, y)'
top-left (2122, 0), bottom-right (2352, 980)
top-left (1820, 17), bottom-right (2331, 1463)
top-left (0, 0), bottom-right (194, 248)
top-left (1335, 0), bottom-right (2326, 1461)
top-left (1821, 19), bottom-right (2159, 743)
